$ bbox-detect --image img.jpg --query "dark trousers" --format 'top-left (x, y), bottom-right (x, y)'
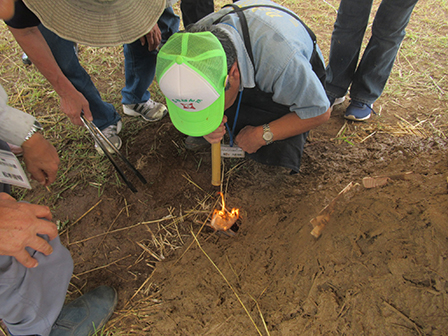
top-left (180, 0), bottom-right (214, 27)
top-left (225, 88), bottom-right (308, 173)
top-left (180, 0), bottom-right (238, 27)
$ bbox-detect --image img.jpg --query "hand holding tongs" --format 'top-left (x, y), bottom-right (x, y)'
top-left (80, 114), bottom-right (147, 192)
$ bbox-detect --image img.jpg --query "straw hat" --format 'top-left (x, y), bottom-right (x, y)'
top-left (23, 0), bottom-right (166, 47)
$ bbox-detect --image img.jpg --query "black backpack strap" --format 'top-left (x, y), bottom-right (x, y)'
top-left (212, 3), bottom-right (326, 88)
top-left (216, 4), bottom-right (256, 66)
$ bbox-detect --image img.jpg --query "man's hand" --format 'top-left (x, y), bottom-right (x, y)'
top-left (8, 25), bottom-right (93, 126)
top-left (203, 115), bottom-right (228, 144)
top-left (140, 24), bottom-right (162, 51)
top-left (234, 110), bottom-right (333, 154)
top-left (22, 133), bottom-right (60, 186)
top-left (59, 89), bottom-right (93, 126)
top-left (234, 125), bottom-right (265, 154)
top-left (0, 193), bottom-right (58, 268)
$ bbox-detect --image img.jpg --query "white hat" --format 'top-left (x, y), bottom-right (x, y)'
top-left (23, 0), bottom-right (166, 47)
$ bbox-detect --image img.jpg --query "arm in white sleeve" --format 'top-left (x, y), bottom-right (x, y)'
top-left (0, 84), bottom-right (36, 146)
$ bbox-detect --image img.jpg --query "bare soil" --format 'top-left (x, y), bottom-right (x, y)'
top-left (55, 105), bottom-right (448, 336)
top-left (2, 0), bottom-right (448, 335)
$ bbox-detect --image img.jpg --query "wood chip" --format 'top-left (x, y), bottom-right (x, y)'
top-left (363, 172), bottom-right (413, 188)
top-left (310, 182), bottom-right (355, 238)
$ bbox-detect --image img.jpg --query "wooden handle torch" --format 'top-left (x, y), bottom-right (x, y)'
top-left (211, 142), bottom-right (221, 186)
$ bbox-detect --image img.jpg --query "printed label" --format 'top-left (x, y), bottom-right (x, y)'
top-left (0, 149), bottom-right (31, 189)
top-left (221, 144), bottom-right (245, 158)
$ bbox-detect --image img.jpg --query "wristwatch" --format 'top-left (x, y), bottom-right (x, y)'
top-left (262, 124), bottom-right (274, 145)
top-left (24, 120), bottom-right (43, 141)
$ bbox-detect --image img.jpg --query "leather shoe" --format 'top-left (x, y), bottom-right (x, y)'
top-left (50, 286), bottom-right (117, 336)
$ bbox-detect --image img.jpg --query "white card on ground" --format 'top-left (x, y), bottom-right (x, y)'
top-left (0, 149), bottom-right (31, 189)
top-left (221, 144), bottom-right (245, 158)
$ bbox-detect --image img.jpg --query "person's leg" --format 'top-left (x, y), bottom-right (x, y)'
top-left (121, 7), bottom-right (180, 106)
top-left (0, 236), bottom-right (73, 336)
top-left (325, 0), bottom-right (374, 100)
top-left (38, 25), bottom-right (120, 131)
top-left (349, 0), bottom-right (418, 104)
top-left (0, 137), bottom-right (72, 335)
top-left (180, 0), bottom-right (214, 27)
top-left (121, 41), bottom-right (154, 105)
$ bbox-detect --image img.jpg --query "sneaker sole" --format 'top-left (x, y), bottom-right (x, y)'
top-left (95, 136), bottom-right (123, 155)
top-left (123, 105), bottom-right (167, 122)
top-left (344, 113), bottom-right (371, 122)
top-left (95, 136), bottom-right (122, 155)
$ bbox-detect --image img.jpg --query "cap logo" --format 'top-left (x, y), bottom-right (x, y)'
top-left (181, 102), bottom-right (196, 110)
top-left (159, 63), bottom-right (220, 112)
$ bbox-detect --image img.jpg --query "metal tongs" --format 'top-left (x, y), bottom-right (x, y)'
top-left (81, 114), bottom-right (147, 193)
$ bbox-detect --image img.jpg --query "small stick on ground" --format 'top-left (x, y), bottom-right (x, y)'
top-left (249, 294), bottom-right (271, 336)
top-left (124, 273), bottom-right (155, 309)
top-left (382, 301), bottom-right (424, 336)
top-left (94, 207), bottom-right (126, 257)
top-left (69, 217), bottom-right (172, 245)
top-left (75, 254), bottom-right (132, 277)
top-left (191, 231), bottom-right (264, 336)
top-left (310, 182), bottom-right (355, 238)
top-left (60, 199), bottom-right (102, 235)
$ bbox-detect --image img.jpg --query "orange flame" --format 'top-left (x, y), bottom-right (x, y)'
top-left (210, 192), bottom-right (240, 231)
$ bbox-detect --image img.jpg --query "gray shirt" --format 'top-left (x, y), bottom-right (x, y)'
top-left (198, 0), bottom-right (330, 119)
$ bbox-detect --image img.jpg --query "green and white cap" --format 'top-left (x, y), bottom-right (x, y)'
top-left (156, 32), bottom-right (227, 137)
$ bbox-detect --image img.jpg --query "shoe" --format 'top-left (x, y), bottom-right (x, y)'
top-left (50, 286), bottom-right (118, 336)
top-left (22, 53), bottom-right (32, 65)
top-left (123, 99), bottom-right (167, 122)
top-left (328, 96), bottom-right (345, 108)
top-left (185, 136), bottom-right (210, 151)
top-left (344, 100), bottom-right (374, 121)
top-left (94, 120), bottom-right (122, 155)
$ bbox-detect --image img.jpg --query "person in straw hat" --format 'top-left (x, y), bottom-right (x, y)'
top-left (0, 1), bottom-right (166, 334)
top-left (4, 0), bottom-right (177, 155)
top-left (156, 0), bottom-right (331, 174)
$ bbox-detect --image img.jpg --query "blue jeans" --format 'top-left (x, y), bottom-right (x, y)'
top-left (121, 7), bottom-right (180, 105)
top-left (325, 0), bottom-right (418, 105)
top-left (38, 25), bottom-right (120, 130)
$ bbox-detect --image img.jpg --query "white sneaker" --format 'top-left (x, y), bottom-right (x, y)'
top-left (94, 120), bottom-right (122, 155)
top-left (123, 99), bottom-right (167, 122)
top-left (330, 96), bottom-right (346, 109)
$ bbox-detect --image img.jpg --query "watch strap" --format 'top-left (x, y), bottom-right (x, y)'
top-left (262, 124), bottom-right (274, 145)
top-left (24, 120), bottom-right (43, 142)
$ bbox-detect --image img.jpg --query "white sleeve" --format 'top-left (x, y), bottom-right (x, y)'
top-left (0, 85), bottom-right (36, 146)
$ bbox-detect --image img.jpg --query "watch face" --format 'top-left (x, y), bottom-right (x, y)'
top-left (263, 131), bottom-right (273, 141)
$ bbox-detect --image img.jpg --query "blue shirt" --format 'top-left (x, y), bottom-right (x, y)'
top-left (198, 0), bottom-right (330, 119)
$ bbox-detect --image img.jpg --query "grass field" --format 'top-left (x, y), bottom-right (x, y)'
top-left (0, 0), bottom-right (447, 334)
